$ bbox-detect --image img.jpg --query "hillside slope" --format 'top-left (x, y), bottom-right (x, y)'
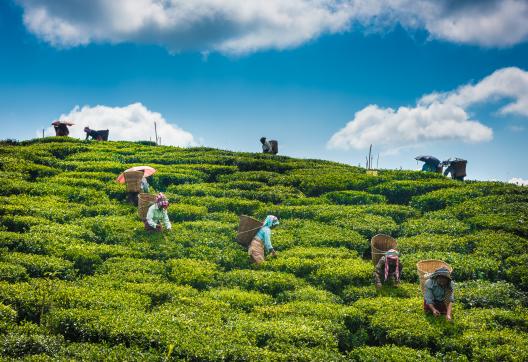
top-left (1, 137), bottom-right (527, 361)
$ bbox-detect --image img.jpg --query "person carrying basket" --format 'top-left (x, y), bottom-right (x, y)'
top-left (248, 215), bottom-right (279, 264)
top-left (144, 193), bottom-right (172, 232)
top-left (424, 267), bottom-right (454, 321)
top-left (374, 249), bottom-right (402, 289)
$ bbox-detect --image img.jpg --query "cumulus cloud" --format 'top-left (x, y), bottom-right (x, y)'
top-left (16, 0), bottom-right (528, 54)
top-left (328, 67), bottom-right (528, 150)
top-left (509, 177), bottom-right (528, 186)
top-left (45, 103), bottom-right (197, 146)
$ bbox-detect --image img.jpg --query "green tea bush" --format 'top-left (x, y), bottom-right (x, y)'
top-left (203, 288), bottom-right (273, 311)
top-left (400, 214), bottom-right (471, 237)
top-left (0, 303), bottom-right (17, 331)
top-left (457, 280), bottom-right (525, 309)
top-left (369, 179), bottom-right (457, 204)
top-left (348, 345), bottom-right (438, 362)
top-left (0, 261), bottom-right (29, 282)
top-left (97, 257), bottom-right (167, 283)
top-left (411, 187), bottom-right (484, 212)
top-left (0, 323), bottom-right (64, 358)
top-left (398, 234), bottom-right (472, 254)
top-left (221, 269), bottom-right (306, 296)
top-left (324, 190), bottom-right (387, 205)
top-left (352, 297), bottom-right (440, 349)
top-left (177, 195), bottom-right (262, 215)
top-left (166, 204), bottom-right (208, 222)
top-left (167, 258), bottom-right (219, 289)
top-left (310, 258), bottom-right (373, 293)
top-left (1, 252), bottom-right (75, 280)
top-left (360, 204), bottom-right (419, 224)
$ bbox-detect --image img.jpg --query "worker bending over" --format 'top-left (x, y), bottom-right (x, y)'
top-left (249, 215), bottom-right (279, 264)
top-left (260, 137), bottom-right (272, 154)
top-left (145, 193), bottom-right (172, 232)
top-left (424, 267), bottom-right (454, 321)
top-left (374, 249), bottom-right (402, 289)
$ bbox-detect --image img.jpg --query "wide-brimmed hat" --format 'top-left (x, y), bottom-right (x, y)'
top-left (432, 267), bottom-right (452, 280)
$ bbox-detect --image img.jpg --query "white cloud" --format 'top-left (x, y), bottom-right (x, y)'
top-left (328, 67), bottom-right (528, 150)
top-left (509, 177), bottom-right (528, 186)
top-left (45, 103), bottom-right (197, 146)
top-left (16, 0), bottom-right (528, 54)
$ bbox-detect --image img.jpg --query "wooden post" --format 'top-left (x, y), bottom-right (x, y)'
top-left (154, 122), bottom-right (158, 146)
top-left (42, 129), bottom-right (45, 138)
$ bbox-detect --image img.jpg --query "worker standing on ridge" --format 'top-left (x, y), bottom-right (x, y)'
top-left (249, 215), bottom-right (279, 264)
top-left (443, 158), bottom-right (467, 181)
top-left (260, 137), bottom-right (272, 154)
top-left (52, 120), bottom-right (72, 136)
top-left (424, 267), bottom-right (455, 321)
top-left (144, 193), bottom-right (172, 232)
top-left (374, 249), bottom-right (402, 289)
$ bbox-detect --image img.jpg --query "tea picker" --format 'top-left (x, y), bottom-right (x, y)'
top-left (238, 215), bottom-right (279, 264)
top-left (423, 267), bottom-right (454, 321)
top-left (374, 249), bottom-right (402, 289)
top-left (84, 126), bottom-right (109, 141)
top-left (260, 137), bottom-right (278, 155)
top-left (442, 158), bottom-right (467, 181)
top-left (415, 155), bottom-right (442, 173)
top-left (52, 120), bottom-right (74, 136)
top-left (116, 166), bottom-right (155, 205)
top-left (144, 193), bottom-right (172, 232)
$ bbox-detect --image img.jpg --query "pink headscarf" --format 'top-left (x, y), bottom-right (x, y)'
top-left (384, 249), bottom-right (400, 282)
top-left (156, 192), bottom-right (169, 208)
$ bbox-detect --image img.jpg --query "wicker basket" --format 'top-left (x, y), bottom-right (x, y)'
top-left (138, 193), bottom-right (157, 221)
top-left (269, 140), bottom-right (278, 155)
top-left (237, 215), bottom-right (263, 247)
top-left (370, 234), bottom-right (398, 266)
top-left (124, 170), bottom-right (143, 192)
top-left (416, 259), bottom-right (453, 294)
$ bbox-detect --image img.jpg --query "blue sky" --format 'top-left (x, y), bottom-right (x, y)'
top-left (1, 0), bottom-right (528, 182)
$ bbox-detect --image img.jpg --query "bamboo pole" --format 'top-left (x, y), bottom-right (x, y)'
top-left (154, 122), bottom-right (158, 145)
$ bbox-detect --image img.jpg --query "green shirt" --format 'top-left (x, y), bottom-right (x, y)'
top-left (424, 278), bottom-right (454, 304)
top-left (146, 204), bottom-right (171, 230)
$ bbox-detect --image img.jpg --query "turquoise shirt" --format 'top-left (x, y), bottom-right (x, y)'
top-left (424, 278), bottom-right (454, 304)
top-left (146, 204), bottom-right (171, 230)
top-left (255, 226), bottom-right (273, 251)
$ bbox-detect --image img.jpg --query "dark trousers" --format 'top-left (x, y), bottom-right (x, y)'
top-left (127, 192), bottom-right (139, 206)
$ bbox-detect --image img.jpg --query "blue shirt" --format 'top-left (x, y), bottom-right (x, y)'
top-left (255, 226), bottom-right (273, 251)
top-left (424, 278), bottom-right (455, 304)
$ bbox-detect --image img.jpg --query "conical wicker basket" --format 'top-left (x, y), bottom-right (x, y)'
top-left (125, 170), bottom-right (143, 192)
top-left (416, 259), bottom-right (453, 294)
top-left (237, 215), bottom-right (263, 247)
top-left (138, 193), bottom-right (157, 221)
top-left (370, 234), bottom-right (398, 265)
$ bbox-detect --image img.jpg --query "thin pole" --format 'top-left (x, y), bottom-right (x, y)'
top-left (368, 144), bottom-right (372, 169)
top-left (42, 129), bottom-right (45, 138)
top-left (154, 122), bottom-right (158, 145)
top-left (377, 153), bottom-right (379, 169)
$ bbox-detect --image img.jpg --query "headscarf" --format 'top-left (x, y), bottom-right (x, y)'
top-left (156, 192), bottom-right (169, 208)
top-left (262, 215), bottom-right (279, 228)
top-left (431, 267), bottom-right (452, 281)
top-left (384, 248), bottom-right (400, 282)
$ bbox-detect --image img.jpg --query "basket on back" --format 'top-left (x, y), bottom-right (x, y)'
top-left (237, 215), bottom-right (263, 247)
top-left (269, 140), bottom-right (278, 155)
top-left (124, 170), bottom-right (143, 193)
top-left (370, 234), bottom-right (398, 266)
top-left (138, 193), bottom-right (157, 221)
top-left (416, 260), bottom-right (453, 294)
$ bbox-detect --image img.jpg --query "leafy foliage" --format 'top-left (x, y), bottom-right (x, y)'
top-left (0, 138), bottom-right (526, 360)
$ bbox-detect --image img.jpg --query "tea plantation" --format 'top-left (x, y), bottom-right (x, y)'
top-left (0, 137), bottom-right (527, 361)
